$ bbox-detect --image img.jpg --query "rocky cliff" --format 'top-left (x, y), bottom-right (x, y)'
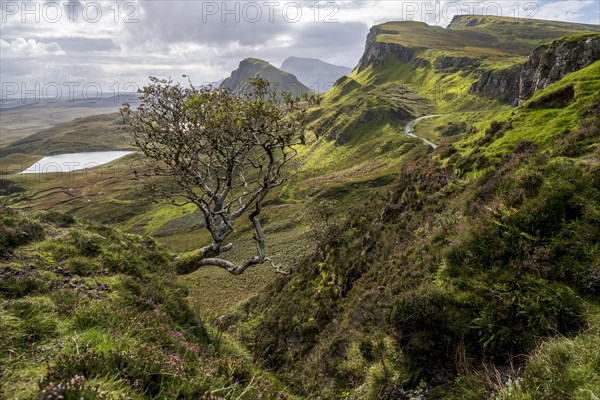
top-left (433, 56), bottom-right (481, 72)
top-left (469, 65), bottom-right (522, 106)
top-left (470, 33), bottom-right (600, 105)
top-left (355, 27), bottom-right (416, 72)
top-left (519, 34), bottom-right (600, 102)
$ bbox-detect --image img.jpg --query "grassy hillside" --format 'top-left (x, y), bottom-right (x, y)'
top-left (0, 113), bottom-right (135, 158)
top-left (227, 61), bottom-right (600, 399)
top-left (448, 15), bottom-right (599, 55)
top-left (3, 18), bottom-right (598, 322)
top-left (1, 15), bottom-right (599, 400)
top-left (0, 209), bottom-right (300, 399)
top-left (371, 16), bottom-right (598, 66)
top-left (295, 16), bottom-right (599, 179)
top-left (0, 97), bottom-right (133, 147)
top-left (0, 112), bottom-right (137, 176)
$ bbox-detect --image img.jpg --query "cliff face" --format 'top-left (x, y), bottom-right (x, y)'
top-left (355, 27), bottom-right (416, 72)
top-left (433, 56), bottom-right (481, 72)
top-left (470, 34), bottom-right (600, 105)
top-left (519, 35), bottom-right (600, 102)
top-left (469, 65), bottom-right (522, 106)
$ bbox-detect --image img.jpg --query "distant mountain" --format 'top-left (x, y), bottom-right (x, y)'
top-left (0, 93), bottom-right (138, 111)
top-left (280, 56), bottom-right (352, 93)
top-left (220, 58), bottom-right (311, 98)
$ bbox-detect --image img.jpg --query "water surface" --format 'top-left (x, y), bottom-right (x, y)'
top-left (20, 151), bottom-right (134, 174)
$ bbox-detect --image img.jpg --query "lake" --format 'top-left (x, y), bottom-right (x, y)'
top-left (20, 151), bottom-right (134, 174)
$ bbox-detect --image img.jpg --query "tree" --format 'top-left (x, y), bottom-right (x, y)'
top-left (121, 77), bottom-right (319, 275)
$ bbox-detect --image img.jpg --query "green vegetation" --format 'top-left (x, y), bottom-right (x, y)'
top-left (0, 113), bottom-right (135, 159)
top-left (230, 60), bottom-right (600, 398)
top-left (0, 101), bottom-right (126, 147)
top-left (1, 15), bottom-right (599, 400)
top-left (374, 15), bottom-right (598, 61)
top-left (0, 209), bottom-right (299, 399)
top-left (447, 15), bottom-right (599, 55)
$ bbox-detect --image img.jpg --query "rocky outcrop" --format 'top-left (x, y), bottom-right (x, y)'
top-left (433, 56), bottom-right (481, 72)
top-left (469, 65), bottom-right (522, 106)
top-left (414, 58), bottom-right (431, 68)
top-left (519, 35), bottom-right (600, 102)
top-left (470, 34), bottom-right (600, 105)
top-left (356, 27), bottom-right (416, 72)
top-left (221, 58), bottom-right (311, 98)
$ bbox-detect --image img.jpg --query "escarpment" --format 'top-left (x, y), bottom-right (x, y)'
top-left (469, 65), bottom-right (522, 106)
top-left (519, 34), bottom-right (600, 102)
top-left (470, 34), bottom-right (600, 105)
top-left (355, 27), bottom-right (416, 72)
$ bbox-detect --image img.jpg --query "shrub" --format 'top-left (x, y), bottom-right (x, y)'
top-left (64, 256), bottom-right (102, 276)
top-left (38, 375), bottom-right (109, 400)
top-left (0, 209), bottom-right (44, 255)
top-left (0, 179), bottom-right (25, 196)
top-left (477, 120), bottom-right (512, 146)
top-left (499, 334), bottom-right (600, 400)
top-left (38, 211), bottom-right (76, 227)
top-left (471, 278), bottom-right (583, 355)
top-left (435, 122), bottom-right (467, 137)
top-left (68, 232), bottom-right (104, 257)
top-left (43, 344), bottom-right (210, 398)
top-left (440, 145), bottom-right (457, 158)
top-left (390, 284), bottom-right (480, 374)
top-left (0, 270), bottom-right (52, 298)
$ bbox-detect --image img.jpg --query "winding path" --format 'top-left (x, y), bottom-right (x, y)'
top-left (404, 115), bottom-right (442, 149)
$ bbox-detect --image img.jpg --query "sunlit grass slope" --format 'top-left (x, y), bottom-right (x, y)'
top-left (233, 54), bottom-right (600, 399)
top-left (0, 208), bottom-right (302, 399)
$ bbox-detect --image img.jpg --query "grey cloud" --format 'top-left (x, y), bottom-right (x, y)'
top-left (1, 0), bottom-right (598, 96)
top-left (285, 21), bottom-right (369, 66)
top-left (121, 1), bottom-right (291, 48)
top-left (49, 37), bottom-right (118, 52)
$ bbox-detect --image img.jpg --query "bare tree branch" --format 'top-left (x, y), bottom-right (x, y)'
top-left (122, 77), bottom-right (320, 275)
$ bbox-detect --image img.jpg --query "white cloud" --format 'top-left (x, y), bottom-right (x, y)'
top-left (535, 1), bottom-right (598, 24)
top-left (0, 37), bottom-right (65, 58)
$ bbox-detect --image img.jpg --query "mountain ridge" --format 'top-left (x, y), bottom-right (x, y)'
top-left (447, 14), bottom-right (600, 31)
top-left (220, 57), bottom-right (311, 98)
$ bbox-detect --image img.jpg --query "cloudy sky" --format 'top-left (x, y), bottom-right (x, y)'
top-left (1, 0), bottom-right (599, 100)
